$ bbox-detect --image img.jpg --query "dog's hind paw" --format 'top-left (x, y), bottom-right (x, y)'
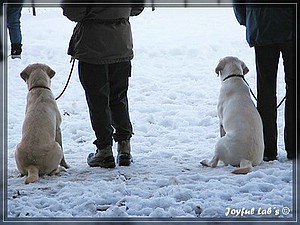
top-left (231, 167), bottom-right (252, 174)
top-left (231, 159), bottom-right (253, 174)
top-left (24, 175), bottom-right (39, 185)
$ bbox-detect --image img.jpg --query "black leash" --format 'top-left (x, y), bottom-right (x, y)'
top-left (55, 58), bottom-right (75, 101)
top-left (276, 96), bottom-right (286, 108)
top-left (223, 74), bottom-right (286, 109)
top-left (31, 0), bottom-right (36, 16)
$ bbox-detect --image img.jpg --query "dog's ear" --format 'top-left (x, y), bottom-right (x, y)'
top-left (20, 66), bottom-right (30, 82)
top-left (44, 65), bottom-right (56, 79)
top-left (215, 59), bottom-right (225, 76)
top-left (241, 62), bottom-right (249, 75)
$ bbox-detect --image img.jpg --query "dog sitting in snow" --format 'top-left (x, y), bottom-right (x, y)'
top-left (201, 56), bottom-right (264, 174)
top-left (15, 63), bottom-right (69, 184)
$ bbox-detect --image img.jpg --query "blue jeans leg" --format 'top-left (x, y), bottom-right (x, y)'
top-left (7, 5), bottom-right (22, 44)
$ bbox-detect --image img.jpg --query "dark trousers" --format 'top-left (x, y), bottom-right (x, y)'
top-left (254, 42), bottom-right (296, 159)
top-left (78, 61), bottom-right (133, 150)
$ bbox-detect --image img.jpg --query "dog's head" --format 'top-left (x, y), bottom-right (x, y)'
top-left (215, 56), bottom-right (249, 80)
top-left (20, 63), bottom-right (55, 81)
top-left (20, 63), bottom-right (56, 88)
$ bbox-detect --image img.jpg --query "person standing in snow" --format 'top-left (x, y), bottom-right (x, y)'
top-left (3, 0), bottom-right (24, 59)
top-left (61, 2), bottom-right (144, 168)
top-left (233, 2), bottom-right (296, 161)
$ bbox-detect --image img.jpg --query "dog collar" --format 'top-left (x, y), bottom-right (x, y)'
top-left (222, 74), bottom-right (244, 82)
top-left (29, 86), bottom-right (51, 92)
top-left (222, 74), bottom-right (258, 101)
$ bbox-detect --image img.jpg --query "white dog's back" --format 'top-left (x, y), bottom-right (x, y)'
top-left (217, 78), bottom-right (264, 166)
top-left (201, 56), bottom-right (264, 174)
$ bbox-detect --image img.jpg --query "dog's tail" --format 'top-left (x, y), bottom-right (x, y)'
top-left (24, 165), bottom-right (39, 184)
top-left (231, 159), bottom-right (253, 174)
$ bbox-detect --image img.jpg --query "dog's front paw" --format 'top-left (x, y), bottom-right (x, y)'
top-left (58, 166), bottom-right (68, 173)
top-left (200, 159), bottom-right (210, 167)
top-left (60, 158), bottom-right (70, 169)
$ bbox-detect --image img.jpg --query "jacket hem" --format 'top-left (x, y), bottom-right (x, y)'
top-left (73, 55), bottom-right (134, 65)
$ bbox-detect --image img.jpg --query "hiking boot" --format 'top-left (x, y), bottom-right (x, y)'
top-left (117, 140), bottom-right (132, 166)
top-left (87, 146), bottom-right (116, 168)
top-left (11, 43), bottom-right (22, 59)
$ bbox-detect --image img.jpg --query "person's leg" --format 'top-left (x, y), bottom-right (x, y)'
top-left (109, 61), bottom-right (133, 142)
top-left (78, 61), bottom-right (115, 168)
top-left (7, 4), bottom-right (22, 58)
top-left (255, 44), bottom-right (280, 161)
top-left (109, 61), bottom-right (133, 166)
top-left (280, 42), bottom-right (296, 159)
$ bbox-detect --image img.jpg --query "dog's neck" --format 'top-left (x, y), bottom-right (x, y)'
top-left (29, 85), bottom-right (51, 92)
top-left (222, 74), bottom-right (244, 82)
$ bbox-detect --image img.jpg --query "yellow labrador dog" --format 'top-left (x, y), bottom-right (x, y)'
top-left (201, 56), bottom-right (264, 174)
top-left (15, 63), bottom-right (69, 184)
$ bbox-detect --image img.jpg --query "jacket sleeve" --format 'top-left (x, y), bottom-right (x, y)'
top-left (232, 0), bottom-right (246, 26)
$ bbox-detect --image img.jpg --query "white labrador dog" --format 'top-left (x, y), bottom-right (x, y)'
top-left (201, 56), bottom-right (264, 174)
top-left (15, 63), bottom-right (69, 184)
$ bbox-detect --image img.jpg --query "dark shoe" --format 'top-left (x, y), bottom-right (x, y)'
top-left (117, 140), bottom-right (132, 166)
top-left (11, 43), bottom-right (22, 59)
top-left (263, 156), bottom-right (277, 162)
top-left (87, 146), bottom-right (115, 168)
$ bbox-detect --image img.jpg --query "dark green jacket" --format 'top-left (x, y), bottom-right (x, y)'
top-left (61, 6), bottom-right (143, 64)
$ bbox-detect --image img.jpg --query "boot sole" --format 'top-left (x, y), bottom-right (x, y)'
top-left (87, 154), bottom-right (116, 168)
top-left (88, 161), bottom-right (116, 168)
top-left (11, 54), bottom-right (21, 59)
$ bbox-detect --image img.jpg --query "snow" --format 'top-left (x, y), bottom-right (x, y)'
top-left (4, 6), bottom-right (295, 222)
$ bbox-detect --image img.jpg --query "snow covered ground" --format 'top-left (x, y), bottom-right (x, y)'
top-left (3, 5), bottom-right (296, 224)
